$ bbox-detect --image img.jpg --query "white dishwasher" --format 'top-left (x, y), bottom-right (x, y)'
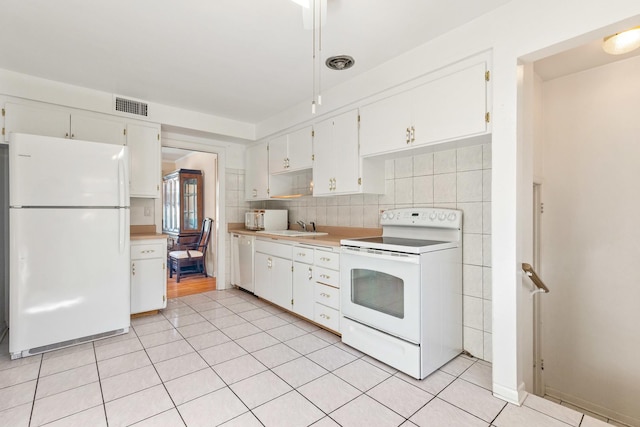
top-left (231, 233), bottom-right (255, 293)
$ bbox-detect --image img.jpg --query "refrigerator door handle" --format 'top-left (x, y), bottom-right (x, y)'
top-left (119, 208), bottom-right (126, 254)
top-left (118, 156), bottom-right (127, 208)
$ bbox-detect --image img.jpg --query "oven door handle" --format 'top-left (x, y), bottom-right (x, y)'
top-left (341, 247), bottom-right (420, 264)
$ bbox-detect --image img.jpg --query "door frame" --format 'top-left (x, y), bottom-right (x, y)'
top-left (532, 181), bottom-right (544, 396)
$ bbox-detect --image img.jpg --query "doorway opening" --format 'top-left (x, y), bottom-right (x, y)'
top-left (161, 147), bottom-right (218, 298)
top-left (525, 32), bottom-right (640, 426)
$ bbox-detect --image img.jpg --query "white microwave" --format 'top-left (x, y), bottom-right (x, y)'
top-left (245, 209), bottom-right (288, 231)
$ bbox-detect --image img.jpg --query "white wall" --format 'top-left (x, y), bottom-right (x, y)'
top-left (0, 144), bottom-right (7, 335)
top-left (539, 55), bottom-right (640, 424)
top-left (175, 152), bottom-right (218, 277)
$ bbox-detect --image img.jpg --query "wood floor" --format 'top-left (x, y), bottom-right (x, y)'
top-left (166, 271), bottom-right (216, 299)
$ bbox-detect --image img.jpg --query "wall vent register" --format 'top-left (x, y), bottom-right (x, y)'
top-left (114, 96), bottom-right (149, 117)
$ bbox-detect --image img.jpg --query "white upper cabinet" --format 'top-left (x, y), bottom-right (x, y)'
top-left (268, 134), bottom-right (288, 174)
top-left (313, 109), bottom-right (383, 196)
top-left (72, 114), bottom-right (126, 146)
top-left (4, 103), bottom-right (70, 142)
top-left (268, 126), bottom-right (313, 174)
top-left (360, 60), bottom-right (489, 157)
top-left (245, 141), bottom-right (270, 200)
top-left (3, 103), bottom-right (127, 145)
top-left (128, 123), bottom-right (161, 198)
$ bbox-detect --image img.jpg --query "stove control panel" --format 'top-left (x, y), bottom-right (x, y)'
top-left (380, 207), bottom-right (462, 229)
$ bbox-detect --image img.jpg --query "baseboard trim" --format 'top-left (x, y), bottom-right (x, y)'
top-left (493, 381), bottom-right (527, 405)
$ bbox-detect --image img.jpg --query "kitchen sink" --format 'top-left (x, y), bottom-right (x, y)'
top-left (256, 230), bottom-right (329, 237)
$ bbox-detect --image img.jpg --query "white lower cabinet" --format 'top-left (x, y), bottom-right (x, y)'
top-left (130, 239), bottom-right (167, 314)
top-left (292, 246), bottom-right (315, 320)
top-left (255, 240), bottom-right (293, 311)
top-left (313, 249), bottom-right (341, 332)
top-left (256, 239), bottom-right (341, 333)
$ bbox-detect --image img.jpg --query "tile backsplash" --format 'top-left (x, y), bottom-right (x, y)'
top-left (225, 143), bottom-right (492, 361)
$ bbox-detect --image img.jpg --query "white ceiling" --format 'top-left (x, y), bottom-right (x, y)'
top-left (534, 37), bottom-right (640, 81)
top-left (0, 0), bottom-right (512, 124)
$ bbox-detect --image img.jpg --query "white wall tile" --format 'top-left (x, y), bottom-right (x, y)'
top-left (458, 202), bottom-right (482, 234)
top-left (463, 234), bottom-right (482, 266)
top-left (337, 206), bottom-right (350, 226)
top-left (363, 194), bottom-right (379, 205)
top-left (463, 265), bottom-right (483, 298)
top-left (434, 149), bottom-right (456, 174)
top-left (463, 327), bottom-right (484, 360)
top-left (395, 178), bottom-right (413, 204)
top-left (483, 333), bottom-right (492, 363)
top-left (482, 169), bottom-right (491, 202)
top-left (379, 180), bottom-right (395, 205)
top-left (483, 300), bottom-right (492, 333)
top-left (413, 176), bottom-right (434, 204)
top-left (385, 159), bottom-right (395, 180)
top-left (413, 153), bottom-right (434, 176)
top-left (482, 144), bottom-right (492, 170)
top-left (337, 195), bottom-right (351, 206)
top-left (457, 145), bottom-right (483, 172)
top-left (463, 296), bottom-right (483, 330)
top-left (363, 206), bottom-right (381, 228)
top-left (434, 173), bottom-right (456, 203)
top-left (395, 157), bottom-right (413, 178)
top-left (483, 268), bottom-right (492, 301)
top-left (457, 171), bottom-right (483, 202)
top-left (326, 206), bottom-right (338, 226)
top-left (482, 235), bottom-right (491, 267)
top-left (482, 202), bottom-right (491, 234)
top-left (350, 205), bottom-right (364, 227)
top-left (350, 194), bottom-right (364, 206)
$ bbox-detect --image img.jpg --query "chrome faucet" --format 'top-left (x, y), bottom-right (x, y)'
top-left (296, 220), bottom-right (307, 231)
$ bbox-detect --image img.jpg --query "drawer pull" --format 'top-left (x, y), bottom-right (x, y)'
top-left (297, 253), bottom-right (306, 257)
top-left (320, 292), bottom-right (330, 298)
top-left (320, 257), bottom-right (331, 262)
top-left (320, 313), bottom-right (330, 320)
top-left (320, 274), bottom-right (331, 279)
top-left (141, 249), bottom-right (155, 254)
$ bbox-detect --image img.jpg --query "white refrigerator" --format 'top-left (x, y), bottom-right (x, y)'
top-left (9, 133), bottom-right (131, 358)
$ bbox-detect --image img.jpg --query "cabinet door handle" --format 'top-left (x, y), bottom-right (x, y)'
top-left (267, 258), bottom-right (273, 269)
top-left (131, 262), bottom-right (136, 276)
top-left (410, 126), bottom-right (415, 142)
top-left (253, 189), bottom-right (257, 198)
top-left (308, 267), bottom-right (313, 280)
top-left (406, 127), bottom-right (410, 144)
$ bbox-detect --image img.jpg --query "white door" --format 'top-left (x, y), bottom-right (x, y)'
top-left (268, 135), bottom-right (288, 174)
top-left (340, 247), bottom-right (421, 343)
top-left (9, 208), bottom-right (130, 355)
top-left (9, 133), bottom-right (129, 207)
top-left (71, 115), bottom-right (126, 145)
top-left (4, 103), bottom-right (70, 141)
top-left (131, 258), bottom-right (165, 314)
top-left (128, 123), bottom-right (160, 198)
top-left (287, 126), bottom-right (313, 171)
top-left (292, 261), bottom-right (314, 319)
top-left (359, 91), bottom-right (411, 156)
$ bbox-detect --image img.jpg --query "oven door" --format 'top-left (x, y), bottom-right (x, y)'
top-left (340, 246), bottom-right (421, 343)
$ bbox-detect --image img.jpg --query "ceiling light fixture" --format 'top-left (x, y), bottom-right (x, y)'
top-left (602, 26), bottom-right (640, 55)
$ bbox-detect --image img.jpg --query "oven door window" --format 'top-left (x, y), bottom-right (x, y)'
top-left (351, 269), bottom-right (404, 319)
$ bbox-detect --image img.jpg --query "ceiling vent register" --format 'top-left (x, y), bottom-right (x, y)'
top-left (114, 97), bottom-right (148, 117)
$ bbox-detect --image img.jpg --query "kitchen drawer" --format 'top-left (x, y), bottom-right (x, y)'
top-left (293, 246), bottom-right (314, 264)
top-left (315, 266), bottom-right (339, 288)
top-left (314, 303), bottom-right (340, 332)
top-left (315, 250), bottom-right (339, 270)
top-left (255, 239), bottom-right (292, 259)
top-left (131, 243), bottom-right (165, 260)
top-left (314, 283), bottom-right (339, 310)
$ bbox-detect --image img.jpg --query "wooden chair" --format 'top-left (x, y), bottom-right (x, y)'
top-left (168, 217), bottom-right (213, 283)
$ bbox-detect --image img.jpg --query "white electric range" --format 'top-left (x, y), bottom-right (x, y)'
top-left (340, 207), bottom-right (463, 379)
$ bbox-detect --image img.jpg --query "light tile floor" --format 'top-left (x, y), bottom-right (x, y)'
top-left (0, 288), bottom-right (632, 426)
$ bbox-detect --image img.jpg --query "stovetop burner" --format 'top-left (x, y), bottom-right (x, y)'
top-left (347, 236), bottom-right (448, 248)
